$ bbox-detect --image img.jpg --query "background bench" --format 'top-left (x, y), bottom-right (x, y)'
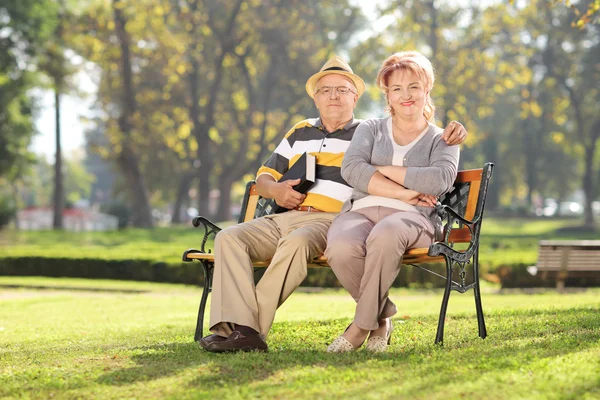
top-left (528, 240), bottom-right (600, 290)
top-left (183, 162), bottom-right (494, 345)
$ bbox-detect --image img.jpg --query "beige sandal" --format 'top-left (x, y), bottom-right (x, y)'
top-left (365, 319), bottom-right (394, 352)
top-left (326, 335), bottom-right (357, 353)
top-left (327, 323), bottom-right (366, 353)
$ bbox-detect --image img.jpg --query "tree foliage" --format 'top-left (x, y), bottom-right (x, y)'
top-left (0, 0), bottom-right (57, 179)
top-left (1, 0), bottom-right (599, 227)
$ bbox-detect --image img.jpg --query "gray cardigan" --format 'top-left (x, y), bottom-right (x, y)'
top-left (340, 118), bottom-right (460, 224)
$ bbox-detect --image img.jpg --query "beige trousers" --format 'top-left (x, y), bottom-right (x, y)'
top-left (324, 206), bottom-right (435, 331)
top-left (209, 211), bottom-right (336, 338)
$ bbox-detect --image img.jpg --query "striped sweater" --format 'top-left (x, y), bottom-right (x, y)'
top-left (256, 117), bottom-right (360, 212)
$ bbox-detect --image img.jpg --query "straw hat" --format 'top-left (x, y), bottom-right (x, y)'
top-left (305, 55), bottom-right (365, 99)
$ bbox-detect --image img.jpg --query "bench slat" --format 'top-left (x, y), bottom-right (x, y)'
top-left (184, 246), bottom-right (449, 267)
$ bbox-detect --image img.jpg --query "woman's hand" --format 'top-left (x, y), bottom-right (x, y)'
top-left (400, 189), bottom-right (437, 207)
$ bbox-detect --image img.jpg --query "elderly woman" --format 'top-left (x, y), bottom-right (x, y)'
top-left (324, 51), bottom-right (460, 353)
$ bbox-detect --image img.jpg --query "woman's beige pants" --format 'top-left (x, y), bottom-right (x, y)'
top-left (325, 206), bottom-right (434, 330)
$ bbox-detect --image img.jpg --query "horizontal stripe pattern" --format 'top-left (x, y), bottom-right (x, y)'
top-left (315, 152), bottom-right (345, 167)
top-left (309, 180), bottom-right (354, 203)
top-left (315, 165), bottom-right (347, 185)
top-left (255, 118), bottom-right (361, 213)
top-left (301, 193), bottom-right (345, 213)
top-left (256, 167), bottom-right (283, 181)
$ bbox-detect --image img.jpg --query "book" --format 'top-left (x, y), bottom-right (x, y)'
top-left (273, 152), bottom-right (316, 213)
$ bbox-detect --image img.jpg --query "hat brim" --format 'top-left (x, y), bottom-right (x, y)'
top-left (305, 70), bottom-right (365, 99)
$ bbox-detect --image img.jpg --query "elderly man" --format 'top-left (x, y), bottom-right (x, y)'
top-left (202, 56), bottom-right (467, 352)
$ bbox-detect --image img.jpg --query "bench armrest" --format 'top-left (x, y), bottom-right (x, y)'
top-left (429, 203), bottom-right (478, 263)
top-left (436, 203), bottom-right (476, 226)
top-left (192, 216), bottom-right (222, 253)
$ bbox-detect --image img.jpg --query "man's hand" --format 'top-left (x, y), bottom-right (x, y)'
top-left (272, 178), bottom-right (306, 210)
top-left (400, 189), bottom-right (437, 207)
top-left (441, 121), bottom-right (467, 146)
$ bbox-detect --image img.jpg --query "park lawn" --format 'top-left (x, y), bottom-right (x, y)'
top-left (0, 225), bottom-right (202, 263)
top-left (1, 277), bottom-right (599, 399)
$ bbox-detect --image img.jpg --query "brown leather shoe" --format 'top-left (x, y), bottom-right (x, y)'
top-left (206, 330), bottom-right (268, 353)
top-left (199, 334), bottom-right (227, 349)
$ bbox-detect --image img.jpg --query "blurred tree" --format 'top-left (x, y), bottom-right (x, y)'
top-left (84, 122), bottom-right (116, 207)
top-left (0, 0), bottom-right (57, 180)
top-left (111, 0), bottom-right (154, 227)
top-left (525, 0), bottom-right (599, 226)
top-left (14, 154), bottom-right (94, 210)
top-left (38, 0), bottom-right (73, 229)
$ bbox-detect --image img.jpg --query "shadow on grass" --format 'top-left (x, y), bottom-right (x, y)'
top-left (0, 284), bottom-right (149, 294)
top-left (95, 306), bottom-right (600, 395)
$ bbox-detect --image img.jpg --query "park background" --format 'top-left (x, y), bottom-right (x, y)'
top-left (1, 0), bottom-right (600, 399)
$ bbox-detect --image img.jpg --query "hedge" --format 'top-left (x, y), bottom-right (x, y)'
top-left (5, 256), bottom-right (596, 288)
top-left (0, 257), bottom-right (451, 288)
top-left (0, 257), bottom-right (204, 285)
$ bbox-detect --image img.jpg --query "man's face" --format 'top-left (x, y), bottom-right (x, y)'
top-left (313, 74), bottom-right (358, 123)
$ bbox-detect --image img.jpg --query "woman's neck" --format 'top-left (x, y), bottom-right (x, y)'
top-left (391, 115), bottom-right (428, 145)
top-left (392, 115), bottom-right (428, 137)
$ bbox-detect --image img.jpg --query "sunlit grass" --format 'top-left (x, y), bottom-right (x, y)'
top-left (1, 277), bottom-right (599, 399)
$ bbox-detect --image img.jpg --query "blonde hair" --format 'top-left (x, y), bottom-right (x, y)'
top-left (376, 51), bottom-right (436, 121)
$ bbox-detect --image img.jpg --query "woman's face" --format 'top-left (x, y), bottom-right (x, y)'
top-left (386, 69), bottom-right (427, 119)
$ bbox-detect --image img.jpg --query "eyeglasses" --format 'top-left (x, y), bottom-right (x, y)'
top-left (315, 86), bottom-right (356, 96)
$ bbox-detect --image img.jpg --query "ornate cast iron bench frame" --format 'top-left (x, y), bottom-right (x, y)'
top-left (183, 162), bottom-right (494, 345)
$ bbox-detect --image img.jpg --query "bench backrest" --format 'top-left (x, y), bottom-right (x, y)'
top-left (238, 163), bottom-right (494, 246)
top-left (536, 241), bottom-right (600, 271)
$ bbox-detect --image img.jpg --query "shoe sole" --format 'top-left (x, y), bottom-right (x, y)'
top-left (207, 345), bottom-right (268, 353)
top-left (198, 338), bottom-right (227, 350)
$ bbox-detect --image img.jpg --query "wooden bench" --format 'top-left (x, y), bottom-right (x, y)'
top-left (183, 162), bottom-right (494, 344)
top-left (528, 240), bottom-right (600, 290)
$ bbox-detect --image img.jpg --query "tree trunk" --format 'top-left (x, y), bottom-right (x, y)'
top-left (582, 138), bottom-right (597, 228)
top-left (523, 115), bottom-right (537, 209)
top-left (196, 166), bottom-right (211, 218)
top-left (113, 0), bottom-right (154, 228)
top-left (52, 89), bottom-right (64, 229)
top-left (483, 133), bottom-right (499, 211)
top-left (115, 145), bottom-right (154, 227)
top-left (215, 178), bottom-right (234, 222)
top-left (188, 0), bottom-right (244, 221)
top-left (11, 182), bottom-right (20, 230)
top-left (171, 173), bottom-right (193, 224)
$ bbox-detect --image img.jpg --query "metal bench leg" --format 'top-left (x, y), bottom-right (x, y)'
top-left (472, 251), bottom-right (487, 339)
top-left (435, 257), bottom-right (453, 345)
top-left (194, 260), bottom-right (214, 342)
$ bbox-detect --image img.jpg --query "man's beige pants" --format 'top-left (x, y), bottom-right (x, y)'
top-left (324, 206), bottom-right (435, 331)
top-left (209, 211), bottom-right (336, 338)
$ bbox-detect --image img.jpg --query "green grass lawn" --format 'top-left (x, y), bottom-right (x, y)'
top-left (1, 218), bottom-right (598, 271)
top-left (1, 277), bottom-right (599, 399)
